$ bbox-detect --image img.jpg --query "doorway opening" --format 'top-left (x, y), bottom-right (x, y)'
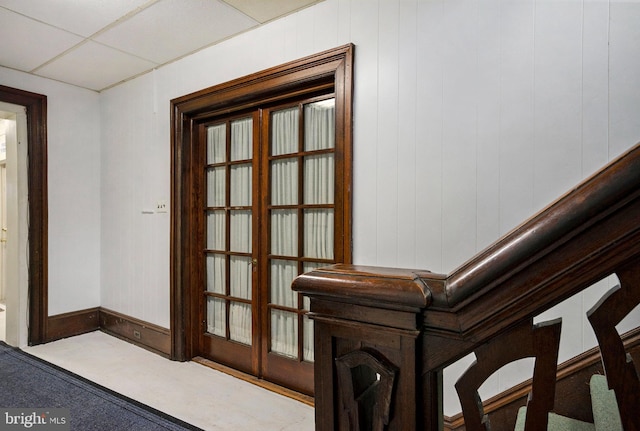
top-left (0, 115), bottom-right (8, 340)
top-left (0, 106), bottom-right (25, 345)
top-left (0, 85), bottom-right (48, 347)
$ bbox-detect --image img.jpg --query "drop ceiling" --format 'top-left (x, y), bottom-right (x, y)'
top-left (0, 0), bottom-right (322, 92)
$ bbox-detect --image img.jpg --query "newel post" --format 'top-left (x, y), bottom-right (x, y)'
top-left (293, 264), bottom-right (439, 431)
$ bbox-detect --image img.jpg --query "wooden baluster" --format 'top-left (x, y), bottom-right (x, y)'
top-left (587, 258), bottom-right (640, 431)
top-left (335, 349), bottom-right (397, 431)
top-left (455, 318), bottom-right (562, 431)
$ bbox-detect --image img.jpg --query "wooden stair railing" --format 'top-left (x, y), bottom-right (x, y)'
top-left (293, 142), bottom-right (640, 431)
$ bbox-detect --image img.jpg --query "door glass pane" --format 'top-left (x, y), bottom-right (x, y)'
top-left (271, 309), bottom-right (298, 358)
top-left (230, 163), bottom-right (252, 206)
top-left (271, 209), bottom-right (298, 256)
top-left (207, 167), bottom-right (225, 207)
top-left (270, 259), bottom-right (297, 308)
top-left (230, 210), bottom-right (251, 252)
top-left (303, 209), bottom-right (334, 259)
top-left (271, 107), bottom-right (298, 156)
top-left (230, 302), bottom-right (252, 345)
top-left (207, 124), bottom-right (226, 164)
top-left (303, 261), bottom-right (324, 274)
top-left (303, 316), bottom-right (313, 362)
top-left (271, 158), bottom-right (298, 205)
top-left (304, 99), bottom-right (335, 151)
top-left (301, 265), bottom-right (316, 362)
top-left (206, 297), bottom-right (226, 337)
top-left (206, 211), bottom-right (225, 250)
top-left (230, 256), bottom-right (251, 300)
top-left (230, 118), bottom-right (252, 161)
top-left (303, 154), bottom-right (334, 204)
top-left (206, 254), bottom-right (225, 294)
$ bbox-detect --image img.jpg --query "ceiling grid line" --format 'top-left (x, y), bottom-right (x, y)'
top-left (0, 0), bottom-right (323, 92)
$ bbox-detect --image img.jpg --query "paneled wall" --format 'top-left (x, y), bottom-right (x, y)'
top-left (99, 0), bottom-right (640, 414)
top-left (0, 66), bottom-right (101, 316)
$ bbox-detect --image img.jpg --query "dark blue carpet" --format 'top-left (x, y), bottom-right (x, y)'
top-left (0, 341), bottom-right (204, 430)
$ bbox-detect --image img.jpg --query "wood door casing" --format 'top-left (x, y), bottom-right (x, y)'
top-left (171, 45), bottom-right (354, 396)
top-left (0, 85), bottom-right (48, 345)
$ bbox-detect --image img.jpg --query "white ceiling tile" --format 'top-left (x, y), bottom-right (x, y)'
top-left (0, 8), bottom-right (83, 71)
top-left (223, 0), bottom-right (320, 23)
top-left (0, 0), bottom-right (154, 37)
top-left (94, 0), bottom-right (258, 64)
top-left (0, 0), bottom-right (326, 91)
top-left (35, 41), bottom-right (159, 91)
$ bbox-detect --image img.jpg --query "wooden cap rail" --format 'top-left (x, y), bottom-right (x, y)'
top-left (292, 142), bottom-right (640, 431)
top-left (291, 264), bottom-right (434, 311)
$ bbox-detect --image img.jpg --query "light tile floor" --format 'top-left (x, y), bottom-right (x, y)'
top-left (22, 331), bottom-right (315, 431)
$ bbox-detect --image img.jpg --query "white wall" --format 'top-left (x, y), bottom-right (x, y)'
top-left (100, 71), bottom-right (170, 322)
top-left (99, 0), bottom-right (640, 414)
top-left (0, 66), bottom-right (101, 316)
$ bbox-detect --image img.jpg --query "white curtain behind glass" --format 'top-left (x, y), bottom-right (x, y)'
top-left (272, 108), bottom-right (298, 155)
top-left (304, 209), bottom-right (334, 260)
top-left (207, 123), bottom-right (225, 208)
top-left (229, 118), bottom-right (253, 345)
top-left (206, 124), bottom-right (227, 336)
top-left (301, 100), bottom-right (334, 362)
top-left (271, 259), bottom-right (297, 308)
top-left (302, 262), bottom-right (324, 361)
top-left (270, 107), bottom-right (299, 358)
top-left (304, 155), bottom-right (334, 204)
top-left (207, 298), bottom-right (225, 337)
top-left (270, 101), bottom-right (334, 360)
top-left (304, 101), bottom-right (335, 260)
top-left (207, 124), bottom-right (226, 163)
top-left (205, 119), bottom-right (254, 346)
top-left (304, 101), bottom-right (335, 151)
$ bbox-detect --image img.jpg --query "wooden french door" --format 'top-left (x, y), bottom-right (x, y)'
top-left (197, 96), bottom-right (340, 394)
top-left (199, 112), bottom-right (259, 375)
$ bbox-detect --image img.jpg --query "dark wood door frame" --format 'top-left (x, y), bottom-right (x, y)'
top-left (170, 44), bottom-right (354, 361)
top-left (0, 85), bottom-right (48, 345)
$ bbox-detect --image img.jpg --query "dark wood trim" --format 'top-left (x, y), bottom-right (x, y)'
top-left (171, 44), bottom-right (354, 363)
top-left (46, 306), bottom-right (314, 404)
top-left (0, 85), bottom-right (48, 345)
top-left (43, 307), bottom-right (171, 358)
top-left (99, 308), bottom-right (171, 358)
top-left (46, 308), bottom-right (100, 342)
top-left (442, 327), bottom-right (640, 431)
top-left (194, 356), bottom-right (315, 406)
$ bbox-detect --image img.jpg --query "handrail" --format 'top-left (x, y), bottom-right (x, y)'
top-left (418, 143), bottom-right (640, 348)
top-left (443, 141), bottom-right (640, 307)
top-left (293, 142), bottom-right (640, 430)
